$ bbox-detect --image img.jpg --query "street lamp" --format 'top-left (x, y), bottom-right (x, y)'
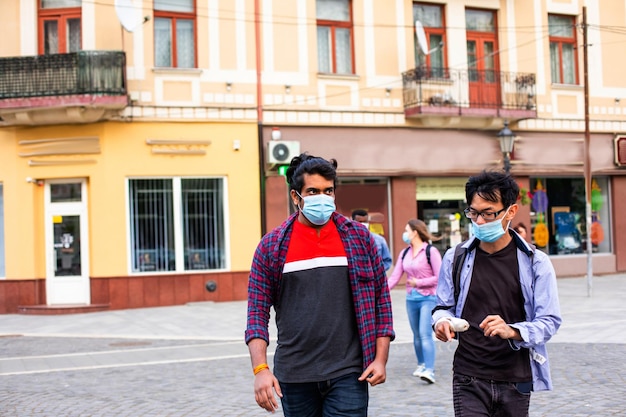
top-left (497, 120), bottom-right (515, 174)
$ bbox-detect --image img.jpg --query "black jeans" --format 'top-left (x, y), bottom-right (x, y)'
top-left (453, 373), bottom-right (531, 417)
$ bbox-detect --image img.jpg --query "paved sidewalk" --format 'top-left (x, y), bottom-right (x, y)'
top-left (0, 274), bottom-right (625, 416)
top-left (0, 274), bottom-right (624, 344)
top-left (0, 274), bottom-right (624, 378)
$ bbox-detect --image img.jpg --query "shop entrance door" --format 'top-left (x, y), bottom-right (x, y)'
top-left (45, 180), bottom-right (90, 305)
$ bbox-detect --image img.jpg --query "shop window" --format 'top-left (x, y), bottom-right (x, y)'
top-left (0, 183), bottom-right (4, 277)
top-left (38, 0), bottom-right (81, 54)
top-left (418, 200), bottom-right (470, 255)
top-left (128, 178), bottom-right (226, 273)
top-left (528, 177), bottom-right (610, 255)
top-left (154, 0), bottom-right (196, 68)
top-left (413, 2), bottom-right (446, 76)
top-left (548, 14), bottom-right (578, 85)
top-left (316, 0), bottom-right (354, 74)
top-left (51, 183), bottom-right (82, 202)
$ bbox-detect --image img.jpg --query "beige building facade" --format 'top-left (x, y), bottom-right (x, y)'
top-left (1, 0), bottom-right (625, 313)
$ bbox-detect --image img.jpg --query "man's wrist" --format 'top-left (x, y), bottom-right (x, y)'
top-left (253, 363), bottom-right (269, 375)
top-left (508, 326), bottom-right (522, 340)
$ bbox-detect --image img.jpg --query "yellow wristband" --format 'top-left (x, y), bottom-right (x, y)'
top-left (253, 363), bottom-right (269, 375)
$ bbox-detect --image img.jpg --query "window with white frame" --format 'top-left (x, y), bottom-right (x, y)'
top-left (548, 14), bottom-right (578, 85)
top-left (38, 0), bottom-right (81, 54)
top-left (316, 0), bottom-right (354, 74)
top-left (413, 3), bottom-right (446, 74)
top-left (0, 183), bottom-right (4, 277)
top-left (128, 178), bottom-right (226, 273)
top-left (154, 0), bottom-right (196, 68)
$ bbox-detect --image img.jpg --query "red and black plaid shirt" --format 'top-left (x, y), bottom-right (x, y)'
top-left (245, 212), bottom-right (395, 369)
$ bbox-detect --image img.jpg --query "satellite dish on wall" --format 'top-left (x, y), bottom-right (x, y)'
top-left (415, 21), bottom-right (430, 55)
top-left (115, 0), bottom-right (143, 32)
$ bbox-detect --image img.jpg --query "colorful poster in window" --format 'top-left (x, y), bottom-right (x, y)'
top-left (531, 180), bottom-right (549, 248)
top-left (591, 179), bottom-right (605, 246)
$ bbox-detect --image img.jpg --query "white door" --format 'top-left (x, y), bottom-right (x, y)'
top-left (45, 180), bottom-right (90, 305)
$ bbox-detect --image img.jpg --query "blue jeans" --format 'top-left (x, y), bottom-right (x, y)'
top-left (406, 292), bottom-right (436, 370)
top-left (453, 373), bottom-right (531, 417)
top-left (279, 372), bottom-right (368, 417)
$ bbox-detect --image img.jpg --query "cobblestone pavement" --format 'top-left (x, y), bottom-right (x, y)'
top-left (1, 338), bottom-right (625, 416)
top-left (1, 275), bottom-right (626, 416)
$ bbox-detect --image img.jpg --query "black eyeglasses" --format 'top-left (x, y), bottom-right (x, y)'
top-left (464, 207), bottom-right (508, 222)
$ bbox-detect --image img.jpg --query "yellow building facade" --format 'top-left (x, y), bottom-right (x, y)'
top-left (0, 0), bottom-right (262, 313)
top-left (1, 0), bottom-right (626, 313)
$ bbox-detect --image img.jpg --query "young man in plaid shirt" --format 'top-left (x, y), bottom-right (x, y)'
top-left (245, 153), bottom-right (394, 416)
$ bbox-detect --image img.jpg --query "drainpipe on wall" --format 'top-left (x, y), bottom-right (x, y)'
top-left (255, 0), bottom-right (266, 237)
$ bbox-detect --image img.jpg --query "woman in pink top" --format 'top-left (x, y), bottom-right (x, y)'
top-left (388, 219), bottom-right (442, 384)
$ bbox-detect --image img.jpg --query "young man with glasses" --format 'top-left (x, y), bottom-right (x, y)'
top-left (432, 170), bottom-right (562, 417)
top-left (245, 153), bottom-right (394, 416)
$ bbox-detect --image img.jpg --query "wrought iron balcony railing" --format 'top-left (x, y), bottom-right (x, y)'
top-left (401, 67), bottom-right (536, 119)
top-left (0, 51), bottom-right (127, 101)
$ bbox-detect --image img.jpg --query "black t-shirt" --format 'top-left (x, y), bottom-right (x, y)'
top-left (453, 239), bottom-right (532, 382)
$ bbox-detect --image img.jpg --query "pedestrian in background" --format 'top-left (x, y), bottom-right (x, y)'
top-left (514, 222), bottom-right (528, 240)
top-left (351, 209), bottom-right (392, 271)
top-left (433, 170), bottom-right (561, 417)
top-left (388, 218), bottom-right (442, 384)
top-left (245, 153), bottom-right (395, 416)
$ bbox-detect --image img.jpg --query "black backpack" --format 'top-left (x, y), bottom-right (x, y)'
top-left (401, 243), bottom-right (436, 267)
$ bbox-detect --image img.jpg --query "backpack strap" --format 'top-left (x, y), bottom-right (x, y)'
top-left (401, 246), bottom-right (410, 261)
top-left (432, 239), bottom-right (478, 314)
top-left (402, 244), bottom-right (433, 266)
top-left (451, 244), bottom-right (467, 304)
top-left (451, 239), bottom-right (481, 303)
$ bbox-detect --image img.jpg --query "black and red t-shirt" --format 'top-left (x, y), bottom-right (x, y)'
top-left (273, 220), bottom-right (362, 383)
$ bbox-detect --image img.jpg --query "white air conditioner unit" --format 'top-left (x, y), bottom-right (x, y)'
top-left (267, 141), bottom-right (300, 164)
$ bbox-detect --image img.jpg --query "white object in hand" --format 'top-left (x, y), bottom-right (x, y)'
top-left (446, 317), bottom-right (469, 332)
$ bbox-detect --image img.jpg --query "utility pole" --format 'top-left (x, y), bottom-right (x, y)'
top-left (582, 7), bottom-right (593, 297)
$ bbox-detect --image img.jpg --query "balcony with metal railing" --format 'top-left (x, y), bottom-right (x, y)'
top-left (0, 51), bottom-right (128, 126)
top-left (402, 67), bottom-right (537, 126)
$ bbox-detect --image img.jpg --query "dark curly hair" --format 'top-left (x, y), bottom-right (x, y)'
top-left (285, 153), bottom-right (338, 193)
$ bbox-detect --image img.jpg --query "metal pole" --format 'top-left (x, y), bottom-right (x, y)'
top-left (503, 152), bottom-right (511, 174)
top-left (582, 7), bottom-right (593, 297)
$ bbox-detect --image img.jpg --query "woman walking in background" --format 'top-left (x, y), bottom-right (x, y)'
top-left (514, 222), bottom-right (528, 240)
top-left (388, 219), bottom-right (442, 384)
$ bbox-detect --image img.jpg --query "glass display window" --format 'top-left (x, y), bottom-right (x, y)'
top-left (528, 177), bottom-right (611, 255)
top-left (418, 200), bottom-right (470, 254)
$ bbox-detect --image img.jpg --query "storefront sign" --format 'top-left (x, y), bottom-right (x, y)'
top-left (416, 178), bottom-right (467, 201)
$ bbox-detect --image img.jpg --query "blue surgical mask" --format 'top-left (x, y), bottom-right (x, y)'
top-left (402, 231), bottom-right (412, 244)
top-left (471, 207), bottom-right (511, 242)
top-left (297, 193), bottom-right (336, 225)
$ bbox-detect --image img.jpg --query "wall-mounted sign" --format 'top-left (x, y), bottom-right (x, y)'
top-left (416, 178), bottom-right (467, 201)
